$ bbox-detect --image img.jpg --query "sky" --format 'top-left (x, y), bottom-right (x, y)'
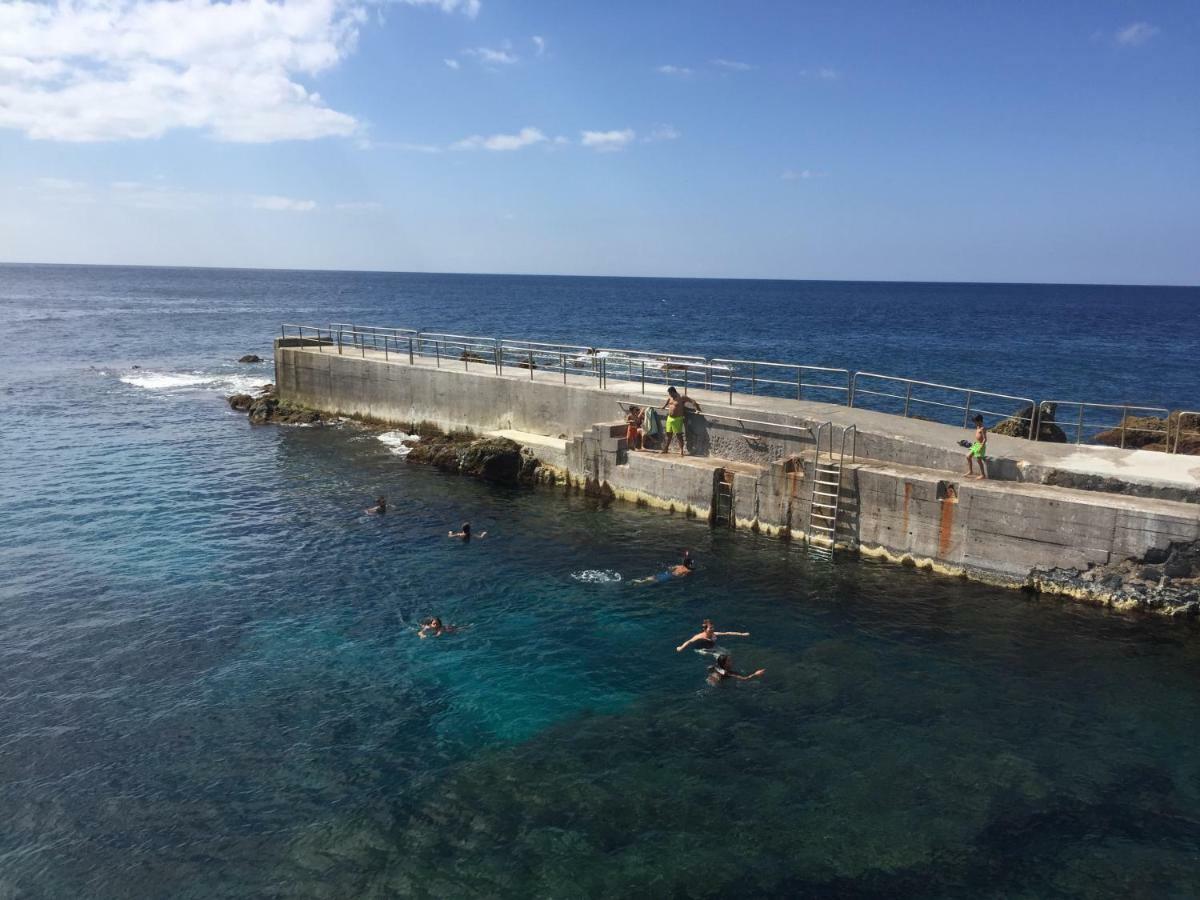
top-left (0, 0), bottom-right (1197, 284)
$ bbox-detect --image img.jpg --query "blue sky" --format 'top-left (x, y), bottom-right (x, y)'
top-left (1, 0), bottom-right (1196, 284)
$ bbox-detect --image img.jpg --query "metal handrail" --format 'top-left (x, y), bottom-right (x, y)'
top-left (1042, 400), bottom-right (1172, 449)
top-left (709, 358), bottom-right (851, 404)
top-left (278, 323), bottom-right (1194, 453)
top-left (1173, 411), bottom-right (1200, 454)
top-left (851, 371), bottom-right (1035, 433)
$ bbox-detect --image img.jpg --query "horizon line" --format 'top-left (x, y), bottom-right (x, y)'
top-left (0, 259), bottom-right (1196, 290)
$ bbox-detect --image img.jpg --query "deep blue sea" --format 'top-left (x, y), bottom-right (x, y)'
top-left (2, 264), bottom-right (1199, 898)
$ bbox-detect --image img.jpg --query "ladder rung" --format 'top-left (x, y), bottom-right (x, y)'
top-left (814, 479), bottom-right (840, 487)
top-left (812, 489), bottom-right (839, 498)
top-left (811, 512), bottom-right (835, 520)
top-left (816, 464), bottom-right (842, 471)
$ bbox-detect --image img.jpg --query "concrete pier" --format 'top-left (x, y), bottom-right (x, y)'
top-left (274, 338), bottom-right (1200, 610)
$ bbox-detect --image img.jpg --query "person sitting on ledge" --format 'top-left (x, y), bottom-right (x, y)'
top-left (625, 404), bottom-right (645, 451)
top-left (706, 653), bottom-right (766, 686)
top-left (448, 522), bottom-right (486, 541)
top-left (660, 386), bottom-right (702, 457)
top-left (417, 616), bottom-right (458, 638)
top-left (365, 495), bottom-right (387, 515)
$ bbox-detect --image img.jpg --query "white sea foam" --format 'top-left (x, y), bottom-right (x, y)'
top-left (571, 569), bottom-right (623, 584)
top-left (377, 431), bottom-right (421, 456)
top-left (120, 370), bottom-right (269, 395)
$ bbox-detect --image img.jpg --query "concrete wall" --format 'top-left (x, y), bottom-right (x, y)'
top-left (276, 343), bottom-right (1200, 591)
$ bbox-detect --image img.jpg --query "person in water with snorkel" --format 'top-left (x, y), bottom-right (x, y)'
top-left (634, 550), bottom-right (696, 584)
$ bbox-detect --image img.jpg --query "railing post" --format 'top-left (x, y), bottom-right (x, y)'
top-left (903, 382), bottom-right (912, 418)
top-left (962, 391), bottom-right (973, 427)
top-left (383, 335), bottom-right (388, 361)
top-left (1076, 404), bottom-right (1084, 444)
top-left (435, 340), bottom-right (440, 368)
top-left (336, 328), bottom-right (342, 355)
top-left (729, 369), bottom-right (734, 405)
top-left (495, 342), bottom-right (501, 376)
top-left (1120, 405), bottom-right (1128, 449)
top-left (561, 353), bottom-right (566, 384)
top-left (797, 369), bottom-right (803, 401)
top-left (848, 373), bottom-right (855, 408)
top-left (408, 337), bottom-right (414, 365)
top-left (641, 361), bottom-right (645, 394)
top-left (751, 363), bottom-right (757, 395)
top-left (705, 359), bottom-right (712, 390)
top-left (684, 368), bottom-right (689, 393)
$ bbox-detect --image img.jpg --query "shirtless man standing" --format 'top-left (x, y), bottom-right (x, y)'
top-left (660, 386), bottom-right (702, 456)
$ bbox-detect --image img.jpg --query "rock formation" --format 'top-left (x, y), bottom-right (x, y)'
top-left (238, 354), bottom-right (263, 363)
top-left (226, 384), bottom-right (326, 425)
top-left (1029, 540), bottom-right (1200, 617)
top-left (991, 403), bottom-right (1066, 442)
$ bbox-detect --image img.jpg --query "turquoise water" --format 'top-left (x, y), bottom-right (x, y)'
top-left (2, 266), bottom-right (1200, 897)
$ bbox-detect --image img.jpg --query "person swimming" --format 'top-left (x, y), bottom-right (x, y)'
top-left (676, 618), bottom-right (750, 653)
top-left (447, 522), bottom-right (486, 541)
top-left (365, 495), bottom-right (387, 515)
top-left (417, 616), bottom-right (458, 638)
top-left (634, 550), bottom-right (695, 584)
top-left (706, 653), bottom-right (765, 686)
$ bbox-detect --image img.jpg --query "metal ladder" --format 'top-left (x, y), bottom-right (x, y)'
top-left (713, 470), bottom-right (735, 527)
top-left (806, 423), bottom-right (856, 559)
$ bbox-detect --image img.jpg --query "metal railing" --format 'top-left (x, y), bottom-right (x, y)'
top-left (616, 401), bottom-right (818, 458)
top-left (596, 347), bottom-right (716, 394)
top-left (280, 323), bottom-right (1194, 453)
top-left (708, 359), bottom-right (851, 405)
top-left (851, 372), bottom-right (1035, 434)
top-left (1174, 412), bottom-right (1200, 454)
top-left (498, 339), bottom-right (601, 384)
top-left (1042, 401), bottom-right (1172, 449)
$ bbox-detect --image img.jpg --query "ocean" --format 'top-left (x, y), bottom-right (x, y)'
top-left (1, 264), bottom-right (1199, 897)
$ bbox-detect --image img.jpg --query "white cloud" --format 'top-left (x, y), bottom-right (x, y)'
top-left (336, 200), bottom-right (382, 210)
top-left (656, 64), bottom-right (693, 77)
top-left (817, 67), bottom-right (839, 80)
top-left (581, 128), bottom-right (635, 151)
top-left (444, 58), bottom-right (460, 70)
top-left (451, 126), bottom-right (546, 151)
top-left (1115, 22), bottom-right (1159, 47)
top-left (252, 194), bottom-right (317, 212)
top-left (711, 58), bottom-right (753, 71)
top-left (531, 35), bottom-right (545, 56)
top-left (781, 169), bottom-right (827, 181)
top-left (644, 124), bottom-right (680, 142)
top-left (0, 0), bottom-right (476, 143)
top-left (37, 176), bottom-right (85, 191)
top-left (464, 45), bottom-right (518, 65)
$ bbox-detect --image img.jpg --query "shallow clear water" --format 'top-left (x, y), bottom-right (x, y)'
top-left (2, 266), bottom-right (1199, 897)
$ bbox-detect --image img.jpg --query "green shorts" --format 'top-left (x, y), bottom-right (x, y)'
top-left (970, 441), bottom-right (986, 459)
top-left (665, 415), bottom-right (685, 434)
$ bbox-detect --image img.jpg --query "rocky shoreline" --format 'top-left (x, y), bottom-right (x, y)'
top-left (225, 385), bottom-right (571, 489)
top-left (1029, 541), bottom-right (1200, 618)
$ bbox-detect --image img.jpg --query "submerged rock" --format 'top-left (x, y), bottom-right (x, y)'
top-left (403, 430), bottom-right (548, 486)
top-left (1029, 540), bottom-right (1200, 617)
top-left (238, 354), bottom-right (263, 363)
top-left (226, 384), bottom-right (327, 426)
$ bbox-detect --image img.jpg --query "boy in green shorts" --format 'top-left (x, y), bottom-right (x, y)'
top-left (966, 414), bottom-right (988, 479)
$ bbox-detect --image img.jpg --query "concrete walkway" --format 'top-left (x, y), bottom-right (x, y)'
top-left (290, 343), bottom-right (1199, 499)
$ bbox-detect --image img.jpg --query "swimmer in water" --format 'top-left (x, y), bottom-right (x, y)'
top-left (448, 522), bottom-right (486, 541)
top-left (706, 653), bottom-right (765, 686)
top-left (634, 550), bottom-right (695, 584)
top-left (417, 616), bottom-right (458, 638)
top-left (365, 495), bottom-right (387, 515)
top-left (676, 618), bottom-right (749, 653)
